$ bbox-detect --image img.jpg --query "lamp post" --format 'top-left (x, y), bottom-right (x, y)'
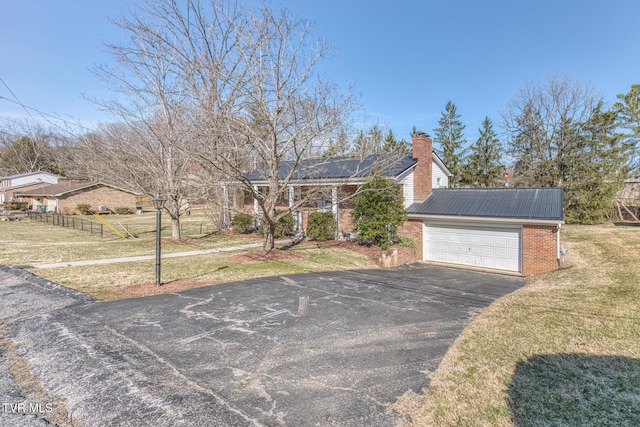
top-left (152, 194), bottom-right (166, 285)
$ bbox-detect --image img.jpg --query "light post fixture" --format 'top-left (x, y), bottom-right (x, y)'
top-left (152, 194), bottom-right (167, 285)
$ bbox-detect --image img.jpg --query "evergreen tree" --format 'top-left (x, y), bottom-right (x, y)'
top-left (563, 106), bottom-right (632, 223)
top-left (614, 84), bottom-right (640, 170)
top-left (503, 77), bottom-right (632, 223)
top-left (0, 136), bottom-right (61, 176)
top-left (464, 117), bottom-right (504, 187)
top-left (352, 168), bottom-right (407, 250)
top-left (433, 101), bottom-right (466, 186)
top-left (382, 129), bottom-right (409, 153)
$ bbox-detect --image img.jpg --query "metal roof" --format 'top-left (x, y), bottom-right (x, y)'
top-left (408, 188), bottom-right (564, 220)
top-left (247, 154), bottom-right (417, 182)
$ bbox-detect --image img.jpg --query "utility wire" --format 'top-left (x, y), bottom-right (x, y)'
top-left (0, 77), bottom-right (95, 135)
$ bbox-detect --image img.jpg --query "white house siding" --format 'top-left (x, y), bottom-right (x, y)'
top-left (432, 162), bottom-right (449, 188)
top-left (401, 171), bottom-right (414, 208)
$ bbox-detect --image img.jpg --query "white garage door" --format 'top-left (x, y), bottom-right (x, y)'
top-left (424, 224), bottom-right (521, 272)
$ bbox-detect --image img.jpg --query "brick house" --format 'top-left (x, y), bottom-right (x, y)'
top-left (15, 182), bottom-right (139, 214)
top-left (245, 133), bottom-right (563, 275)
top-left (244, 143), bottom-right (451, 233)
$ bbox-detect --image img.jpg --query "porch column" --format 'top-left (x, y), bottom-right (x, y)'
top-left (332, 186), bottom-right (339, 234)
top-left (222, 183), bottom-right (230, 231)
top-left (253, 185), bottom-right (259, 214)
top-left (289, 185), bottom-right (299, 231)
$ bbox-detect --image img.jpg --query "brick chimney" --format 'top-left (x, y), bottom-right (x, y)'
top-left (412, 132), bottom-right (433, 202)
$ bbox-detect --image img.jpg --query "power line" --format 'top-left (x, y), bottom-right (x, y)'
top-left (0, 77), bottom-right (96, 135)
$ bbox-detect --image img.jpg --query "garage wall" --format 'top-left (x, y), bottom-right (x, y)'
top-left (522, 225), bottom-right (559, 275)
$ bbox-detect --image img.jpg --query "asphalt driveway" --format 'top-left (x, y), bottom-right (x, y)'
top-left (1, 264), bottom-right (525, 426)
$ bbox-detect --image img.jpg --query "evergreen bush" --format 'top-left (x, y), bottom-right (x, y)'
top-left (307, 211), bottom-right (336, 241)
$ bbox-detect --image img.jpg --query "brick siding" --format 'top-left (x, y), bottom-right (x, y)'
top-left (57, 186), bottom-right (137, 214)
top-left (396, 219), bottom-right (423, 264)
top-left (522, 224), bottom-right (559, 275)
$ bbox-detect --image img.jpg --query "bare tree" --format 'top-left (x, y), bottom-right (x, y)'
top-left (84, 0), bottom-right (355, 247)
top-left (501, 76), bottom-right (601, 187)
top-left (84, 0), bottom-right (256, 239)
top-left (194, 3), bottom-right (356, 250)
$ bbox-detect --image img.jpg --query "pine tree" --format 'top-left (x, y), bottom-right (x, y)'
top-left (382, 129), bottom-right (409, 153)
top-left (464, 117), bottom-right (504, 187)
top-left (433, 101), bottom-right (466, 186)
top-left (614, 84), bottom-right (640, 171)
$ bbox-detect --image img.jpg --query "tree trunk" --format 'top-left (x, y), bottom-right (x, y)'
top-left (263, 220), bottom-right (276, 252)
top-left (169, 198), bottom-right (181, 240)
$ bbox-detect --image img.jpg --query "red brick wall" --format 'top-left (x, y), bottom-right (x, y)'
top-left (412, 133), bottom-right (433, 202)
top-left (522, 224), bottom-right (559, 275)
top-left (396, 219), bottom-right (423, 264)
top-left (58, 186), bottom-right (137, 214)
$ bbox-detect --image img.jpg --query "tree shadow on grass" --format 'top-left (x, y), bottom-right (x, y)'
top-left (508, 353), bottom-right (640, 427)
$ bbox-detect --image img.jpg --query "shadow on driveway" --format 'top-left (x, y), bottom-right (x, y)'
top-left (5, 264), bottom-right (525, 426)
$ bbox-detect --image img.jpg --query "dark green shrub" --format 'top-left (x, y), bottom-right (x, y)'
top-left (76, 204), bottom-right (93, 215)
top-left (114, 207), bottom-right (132, 215)
top-left (231, 212), bottom-right (255, 234)
top-left (273, 210), bottom-right (295, 238)
top-left (307, 211), bottom-right (336, 241)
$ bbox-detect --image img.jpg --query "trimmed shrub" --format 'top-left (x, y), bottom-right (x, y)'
top-left (273, 210), bottom-right (295, 238)
top-left (76, 204), bottom-right (93, 215)
top-left (307, 211), bottom-right (336, 242)
top-left (231, 212), bottom-right (254, 234)
top-left (114, 207), bottom-right (132, 215)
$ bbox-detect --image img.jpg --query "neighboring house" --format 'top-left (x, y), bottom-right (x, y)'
top-left (0, 172), bottom-right (61, 205)
top-left (15, 182), bottom-right (139, 214)
top-left (244, 137), bottom-right (451, 232)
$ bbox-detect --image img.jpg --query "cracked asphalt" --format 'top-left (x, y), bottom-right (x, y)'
top-left (0, 263), bottom-right (525, 426)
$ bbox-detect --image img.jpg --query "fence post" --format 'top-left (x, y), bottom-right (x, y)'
top-left (100, 224), bottom-right (103, 238)
top-left (90, 222), bottom-right (93, 234)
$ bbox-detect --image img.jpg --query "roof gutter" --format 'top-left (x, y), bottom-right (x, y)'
top-left (407, 213), bottom-right (565, 226)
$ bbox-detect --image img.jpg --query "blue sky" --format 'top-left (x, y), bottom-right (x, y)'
top-left (1, 0), bottom-right (639, 144)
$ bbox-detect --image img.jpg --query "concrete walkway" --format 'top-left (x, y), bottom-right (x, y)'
top-left (32, 239), bottom-right (291, 269)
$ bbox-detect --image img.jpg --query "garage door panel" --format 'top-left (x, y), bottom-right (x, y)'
top-left (424, 224), bottom-right (521, 273)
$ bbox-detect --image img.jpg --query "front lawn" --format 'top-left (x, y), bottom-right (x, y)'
top-left (1, 214), bottom-right (379, 301)
top-left (395, 223), bottom-right (640, 426)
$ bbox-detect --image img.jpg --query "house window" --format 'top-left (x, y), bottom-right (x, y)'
top-left (317, 198), bottom-right (332, 212)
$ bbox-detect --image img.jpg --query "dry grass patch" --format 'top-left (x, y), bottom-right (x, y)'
top-left (395, 223), bottom-right (640, 426)
top-left (32, 244), bottom-right (377, 301)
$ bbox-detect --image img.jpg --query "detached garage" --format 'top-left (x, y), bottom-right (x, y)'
top-left (407, 188), bottom-right (564, 275)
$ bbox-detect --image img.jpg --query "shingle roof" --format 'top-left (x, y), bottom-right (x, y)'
top-left (408, 188), bottom-right (564, 220)
top-left (247, 154), bottom-right (417, 182)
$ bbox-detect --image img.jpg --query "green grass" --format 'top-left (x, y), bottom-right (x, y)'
top-left (394, 223), bottom-right (640, 426)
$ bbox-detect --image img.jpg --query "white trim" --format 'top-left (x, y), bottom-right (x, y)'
top-left (408, 213), bottom-right (564, 227)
